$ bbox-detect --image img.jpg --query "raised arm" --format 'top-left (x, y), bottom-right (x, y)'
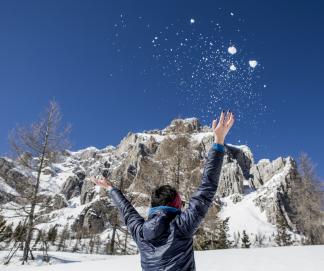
top-left (91, 178), bottom-right (144, 242)
top-left (176, 111), bottom-right (235, 236)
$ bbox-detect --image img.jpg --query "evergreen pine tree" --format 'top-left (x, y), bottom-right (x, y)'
top-left (47, 225), bottom-right (58, 246)
top-left (241, 230), bottom-right (251, 248)
top-left (194, 215), bottom-right (233, 250)
top-left (0, 216), bottom-right (12, 242)
top-left (215, 217), bottom-right (232, 249)
top-left (57, 224), bottom-right (70, 252)
top-left (275, 211), bottom-right (293, 246)
top-left (2, 224), bottom-right (13, 243)
top-left (0, 216), bottom-right (7, 242)
top-left (0, 216), bottom-right (6, 232)
top-left (12, 221), bottom-right (27, 243)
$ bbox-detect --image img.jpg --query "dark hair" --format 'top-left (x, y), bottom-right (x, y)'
top-left (151, 185), bottom-right (177, 207)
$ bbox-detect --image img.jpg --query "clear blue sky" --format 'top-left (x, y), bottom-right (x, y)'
top-left (0, 0), bottom-right (323, 178)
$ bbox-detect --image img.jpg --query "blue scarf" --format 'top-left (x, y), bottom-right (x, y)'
top-left (148, 206), bottom-right (181, 217)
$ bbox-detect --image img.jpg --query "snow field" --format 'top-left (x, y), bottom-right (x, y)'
top-left (1, 246), bottom-right (324, 271)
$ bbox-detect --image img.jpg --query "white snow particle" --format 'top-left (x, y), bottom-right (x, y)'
top-left (228, 46), bottom-right (237, 55)
top-left (249, 60), bottom-right (258, 68)
top-left (190, 18), bottom-right (195, 24)
top-left (230, 12), bottom-right (234, 16)
top-left (230, 64), bottom-right (237, 71)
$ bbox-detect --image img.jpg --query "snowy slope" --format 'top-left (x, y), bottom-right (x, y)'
top-left (1, 246), bottom-right (324, 271)
top-left (219, 155), bottom-right (299, 245)
top-left (220, 192), bottom-right (276, 239)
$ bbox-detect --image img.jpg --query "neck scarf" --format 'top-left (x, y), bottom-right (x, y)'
top-left (167, 193), bottom-right (182, 209)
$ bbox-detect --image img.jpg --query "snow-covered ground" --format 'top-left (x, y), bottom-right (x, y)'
top-left (1, 246), bottom-right (324, 271)
top-left (220, 194), bottom-right (276, 238)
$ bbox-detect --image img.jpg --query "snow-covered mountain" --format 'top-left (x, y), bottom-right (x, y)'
top-left (0, 118), bottom-right (301, 251)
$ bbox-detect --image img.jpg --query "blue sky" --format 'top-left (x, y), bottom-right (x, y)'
top-left (0, 0), bottom-right (323, 178)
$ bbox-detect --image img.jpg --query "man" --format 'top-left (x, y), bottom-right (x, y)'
top-left (92, 111), bottom-right (235, 270)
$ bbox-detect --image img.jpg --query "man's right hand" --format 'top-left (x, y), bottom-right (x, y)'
top-left (91, 177), bottom-right (113, 191)
top-left (212, 111), bottom-right (235, 145)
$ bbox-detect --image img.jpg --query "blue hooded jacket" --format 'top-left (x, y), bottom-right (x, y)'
top-left (109, 145), bottom-right (224, 270)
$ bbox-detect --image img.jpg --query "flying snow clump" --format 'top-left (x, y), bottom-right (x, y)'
top-left (228, 46), bottom-right (237, 55)
top-left (230, 64), bottom-right (237, 71)
top-left (249, 60), bottom-right (258, 68)
top-left (190, 18), bottom-right (195, 24)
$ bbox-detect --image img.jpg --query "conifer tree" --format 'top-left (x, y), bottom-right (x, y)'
top-left (275, 212), bottom-right (293, 246)
top-left (241, 230), bottom-right (251, 248)
top-left (0, 216), bottom-right (9, 243)
top-left (12, 221), bottom-right (27, 243)
top-left (0, 217), bottom-right (14, 245)
top-left (4, 221), bottom-right (28, 265)
top-left (215, 217), bottom-right (232, 249)
top-left (57, 224), bottom-right (70, 252)
top-left (47, 225), bottom-right (58, 246)
top-left (0, 216), bottom-right (6, 232)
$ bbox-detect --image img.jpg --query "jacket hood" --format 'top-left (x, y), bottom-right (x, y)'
top-left (143, 206), bottom-right (181, 242)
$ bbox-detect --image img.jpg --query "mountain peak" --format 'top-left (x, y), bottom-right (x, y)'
top-left (0, 118), bottom-right (300, 250)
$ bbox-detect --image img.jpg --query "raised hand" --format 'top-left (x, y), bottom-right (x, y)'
top-left (212, 111), bottom-right (235, 145)
top-left (90, 177), bottom-right (113, 190)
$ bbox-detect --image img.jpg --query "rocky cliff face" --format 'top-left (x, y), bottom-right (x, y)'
top-left (0, 118), bottom-right (300, 246)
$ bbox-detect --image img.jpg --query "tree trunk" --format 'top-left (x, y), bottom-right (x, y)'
top-left (22, 124), bottom-right (50, 263)
top-left (124, 230), bottom-right (128, 255)
top-left (110, 221), bottom-right (117, 254)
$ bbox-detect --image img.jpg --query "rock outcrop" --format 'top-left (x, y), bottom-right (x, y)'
top-left (0, 157), bottom-right (34, 202)
top-left (0, 117), bottom-right (301, 247)
top-left (61, 176), bottom-right (84, 200)
top-left (72, 199), bottom-right (116, 234)
top-left (218, 160), bottom-right (244, 197)
top-left (252, 157), bottom-right (298, 227)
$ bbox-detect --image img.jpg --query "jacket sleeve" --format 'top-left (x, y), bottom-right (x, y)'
top-left (109, 188), bottom-right (145, 242)
top-left (176, 145), bottom-right (224, 236)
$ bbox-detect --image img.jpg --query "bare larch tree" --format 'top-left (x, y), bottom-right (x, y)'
top-left (9, 101), bottom-right (70, 263)
top-left (290, 153), bottom-right (324, 245)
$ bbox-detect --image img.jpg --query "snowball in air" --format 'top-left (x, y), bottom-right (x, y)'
top-left (230, 64), bottom-right (237, 71)
top-left (228, 46), bottom-right (237, 55)
top-left (249, 60), bottom-right (258, 68)
top-left (190, 18), bottom-right (195, 24)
